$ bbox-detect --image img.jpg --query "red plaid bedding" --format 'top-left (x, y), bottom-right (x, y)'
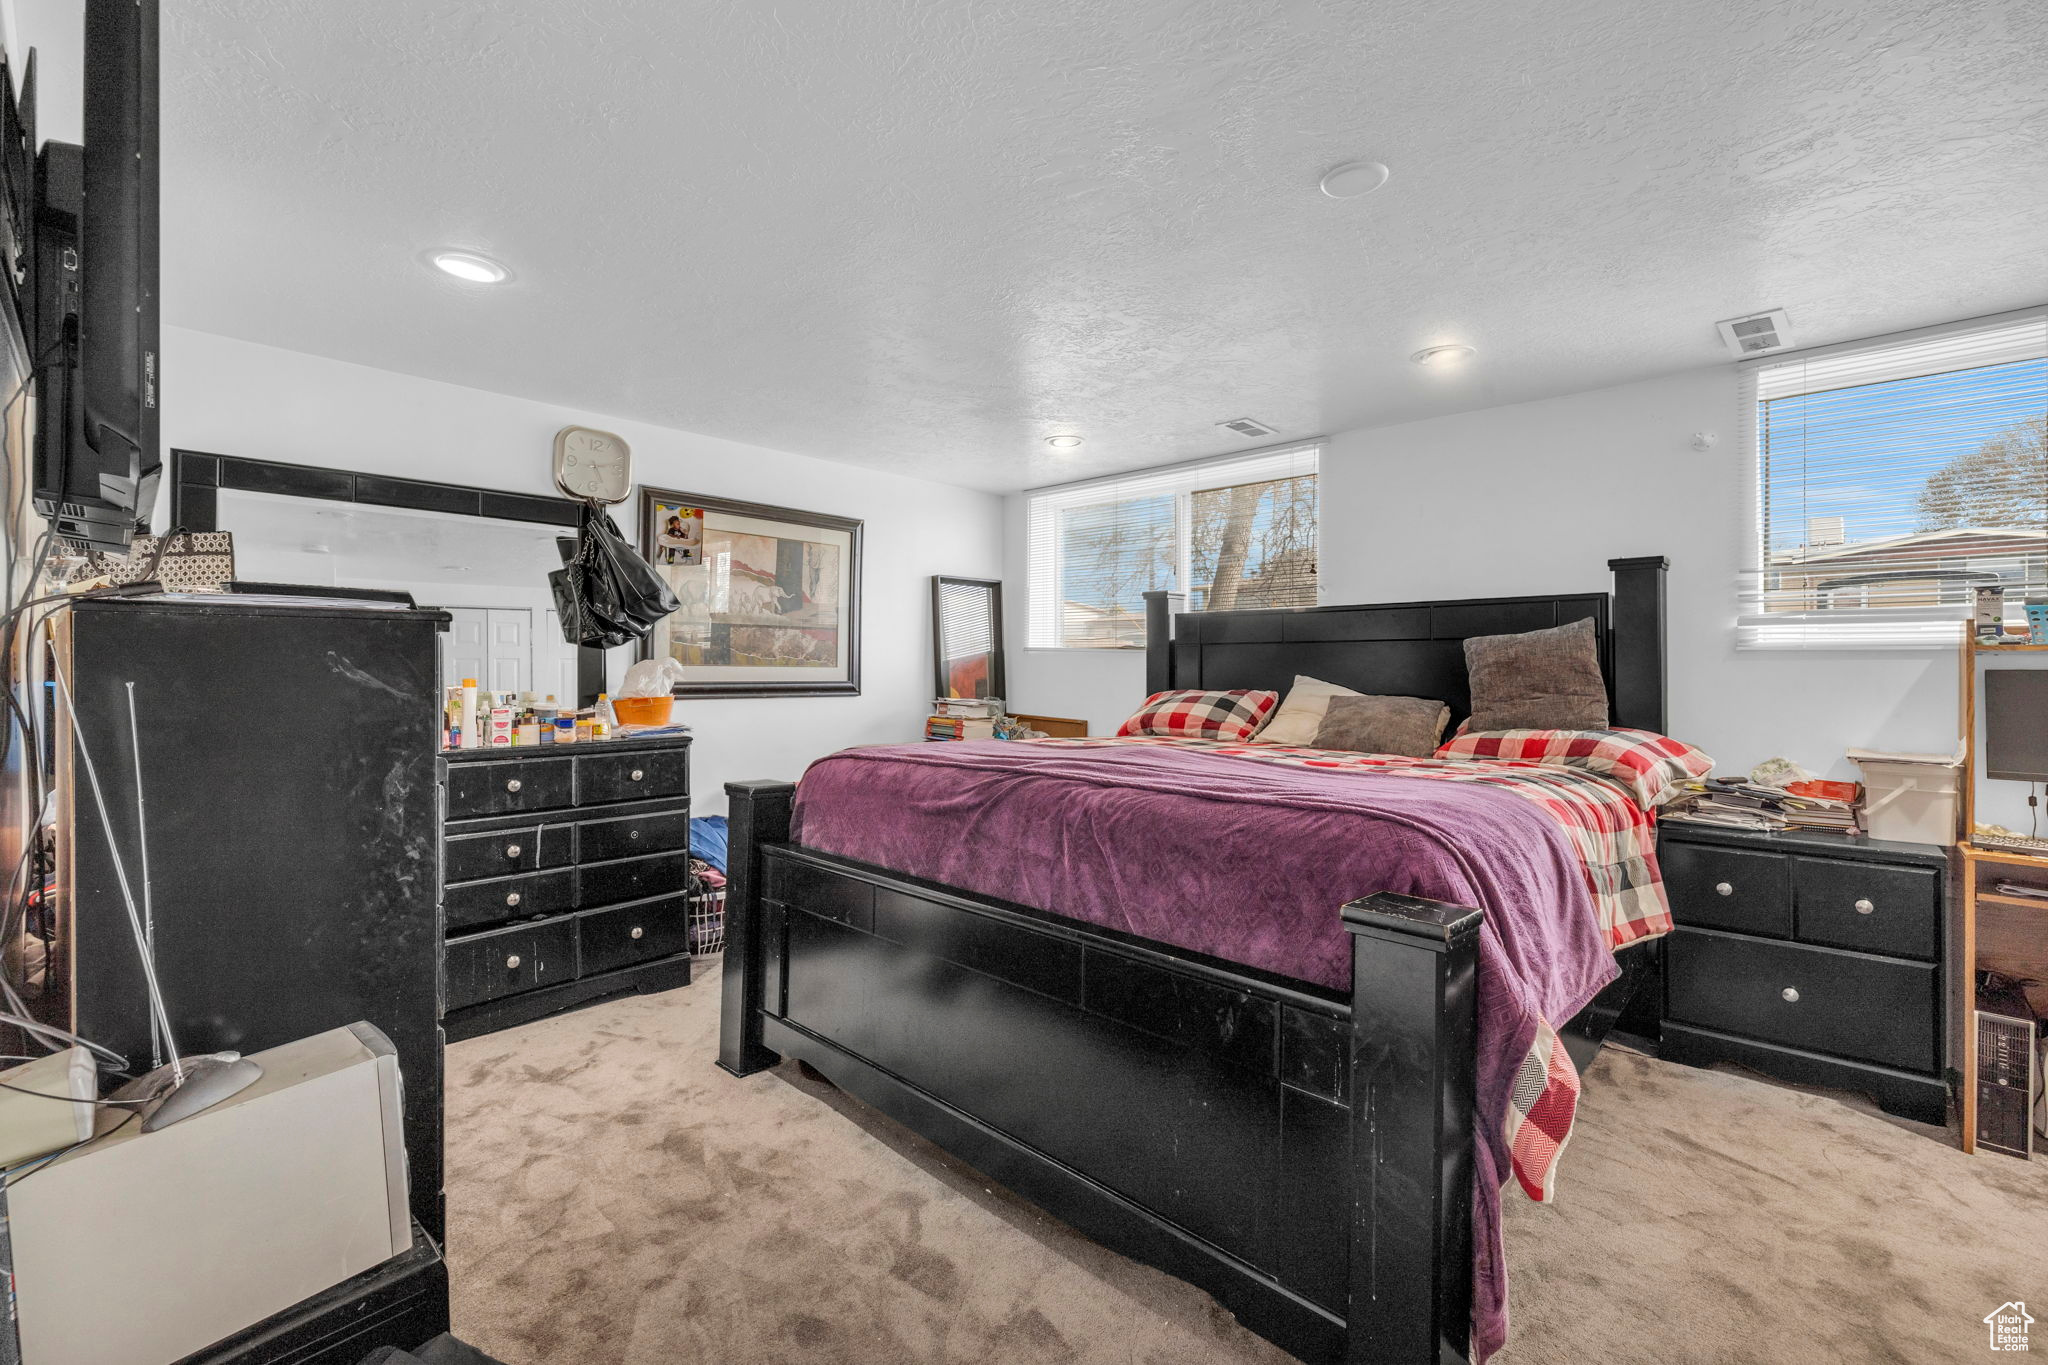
top-left (1031, 733), bottom-right (1678, 1204)
top-left (1043, 734), bottom-right (1674, 952)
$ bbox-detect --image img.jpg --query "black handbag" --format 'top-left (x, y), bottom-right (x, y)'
top-left (550, 504), bottom-right (679, 647)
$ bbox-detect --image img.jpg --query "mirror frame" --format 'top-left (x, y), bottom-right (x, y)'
top-left (931, 574), bottom-right (1006, 702)
top-left (167, 449), bottom-right (606, 701)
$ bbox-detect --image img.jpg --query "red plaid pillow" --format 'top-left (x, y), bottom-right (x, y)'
top-left (1436, 727), bottom-right (1714, 809)
top-left (1117, 689), bottom-right (1279, 742)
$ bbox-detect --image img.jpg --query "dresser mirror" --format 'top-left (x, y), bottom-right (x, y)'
top-left (170, 450), bottom-right (596, 702)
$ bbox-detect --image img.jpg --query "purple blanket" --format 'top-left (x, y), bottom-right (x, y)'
top-left (793, 740), bottom-right (1621, 1358)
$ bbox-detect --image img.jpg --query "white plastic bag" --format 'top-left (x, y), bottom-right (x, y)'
top-left (618, 657), bottom-right (689, 698)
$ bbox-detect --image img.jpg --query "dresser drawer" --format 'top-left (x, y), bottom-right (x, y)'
top-left (445, 916), bottom-right (578, 1011)
top-left (445, 868), bottom-right (576, 932)
top-left (579, 808), bottom-right (690, 863)
top-left (579, 850), bottom-right (692, 909)
top-left (1792, 857), bottom-right (1939, 961)
top-left (577, 894), bottom-right (690, 977)
top-left (1666, 929), bottom-right (1935, 1073)
top-left (446, 758), bottom-right (574, 820)
top-left (445, 823), bottom-right (575, 882)
top-left (1662, 842), bottom-right (1790, 937)
top-left (577, 748), bottom-right (689, 806)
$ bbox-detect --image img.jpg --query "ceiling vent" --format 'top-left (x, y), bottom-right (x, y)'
top-left (1715, 309), bottom-right (1793, 358)
top-left (1216, 417), bottom-right (1278, 440)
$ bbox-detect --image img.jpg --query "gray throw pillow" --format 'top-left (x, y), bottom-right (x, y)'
top-left (1462, 617), bottom-right (1609, 731)
top-left (1310, 693), bottom-right (1450, 757)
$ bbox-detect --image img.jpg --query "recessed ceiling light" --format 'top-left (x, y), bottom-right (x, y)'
top-left (428, 250), bottom-right (511, 284)
top-left (1319, 160), bottom-right (1390, 198)
top-left (1410, 344), bottom-right (1475, 366)
top-left (1045, 435), bottom-right (1084, 449)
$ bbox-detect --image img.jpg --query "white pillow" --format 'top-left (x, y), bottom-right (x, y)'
top-left (1255, 675), bottom-right (1362, 746)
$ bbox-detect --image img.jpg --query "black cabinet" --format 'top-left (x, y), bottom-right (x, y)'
top-left (1658, 823), bottom-right (1950, 1124)
top-left (439, 735), bottom-right (694, 1041)
top-left (38, 598), bottom-right (449, 1249)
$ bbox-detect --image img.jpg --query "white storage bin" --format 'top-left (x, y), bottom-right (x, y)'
top-left (1848, 748), bottom-right (1962, 846)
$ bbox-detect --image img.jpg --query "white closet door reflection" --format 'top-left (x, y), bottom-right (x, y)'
top-left (216, 488), bottom-right (583, 697)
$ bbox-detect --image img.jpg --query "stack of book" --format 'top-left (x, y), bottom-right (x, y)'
top-left (1664, 778), bottom-right (1860, 833)
top-left (925, 714), bottom-right (996, 741)
top-left (926, 697), bottom-right (1001, 741)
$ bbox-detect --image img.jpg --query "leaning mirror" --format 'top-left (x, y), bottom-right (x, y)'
top-left (932, 575), bottom-right (1005, 701)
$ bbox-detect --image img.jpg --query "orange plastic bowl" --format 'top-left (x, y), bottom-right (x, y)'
top-left (611, 695), bottom-right (674, 727)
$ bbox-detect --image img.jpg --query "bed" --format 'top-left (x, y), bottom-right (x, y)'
top-left (716, 557), bottom-right (1673, 1364)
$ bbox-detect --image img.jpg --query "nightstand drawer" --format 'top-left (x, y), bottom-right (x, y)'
top-left (445, 916), bottom-right (578, 1011)
top-left (446, 758), bottom-right (574, 819)
top-left (1666, 929), bottom-right (1935, 1073)
top-left (1662, 842), bottom-right (1790, 937)
top-left (1792, 857), bottom-right (1938, 960)
top-left (445, 868), bottom-right (576, 932)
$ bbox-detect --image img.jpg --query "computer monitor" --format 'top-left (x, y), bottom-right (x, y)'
top-left (1982, 669), bottom-right (2048, 783)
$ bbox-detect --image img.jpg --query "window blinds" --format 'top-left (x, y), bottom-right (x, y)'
top-left (1026, 442), bottom-right (1320, 649)
top-left (1739, 310), bottom-right (2048, 649)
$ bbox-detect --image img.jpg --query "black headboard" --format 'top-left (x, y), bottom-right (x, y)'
top-left (1143, 556), bottom-right (1668, 734)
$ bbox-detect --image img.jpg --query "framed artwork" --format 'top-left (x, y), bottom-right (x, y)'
top-left (638, 488), bottom-right (862, 697)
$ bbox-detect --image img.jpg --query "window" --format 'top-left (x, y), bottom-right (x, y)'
top-left (1026, 443), bottom-right (1320, 649)
top-left (1740, 311), bottom-right (2048, 648)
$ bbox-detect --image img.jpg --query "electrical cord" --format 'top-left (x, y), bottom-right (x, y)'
top-left (1, 1107), bottom-right (136, 1189)
top-left (0, 1078), bottom-right (145, 1107)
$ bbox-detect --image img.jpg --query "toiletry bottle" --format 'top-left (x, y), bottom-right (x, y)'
top-left (555, 716), bottom-right (577, 745)
top-left (459, 678), bottom-right (480, 750)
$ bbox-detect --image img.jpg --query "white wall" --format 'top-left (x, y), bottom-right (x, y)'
top-left (161, 326), bottom-right (1005, 813)
top-left (1007, 365), bottom-right (1967, 791)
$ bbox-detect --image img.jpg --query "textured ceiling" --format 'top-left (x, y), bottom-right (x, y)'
top-left (146, 0), bottom-right (2048, 490)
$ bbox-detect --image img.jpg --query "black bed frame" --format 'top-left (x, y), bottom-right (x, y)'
top-left (717, 557), bottom-right (1669, 1364)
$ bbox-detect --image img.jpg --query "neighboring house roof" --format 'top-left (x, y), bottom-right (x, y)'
top-left (1777, 527), bottom-right (2048, 566)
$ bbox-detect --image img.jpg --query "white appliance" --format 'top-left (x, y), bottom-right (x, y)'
top-left (4, 1023), bottom-right (412, 1365)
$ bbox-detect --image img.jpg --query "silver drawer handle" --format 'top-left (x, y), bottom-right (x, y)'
top-left (505, 954), bottom-right (521, 970)
top-left (506, 892), bottom-right (522, 907)
top-left (1715, 881), bottom-right (1733, 897)
top-left (630, 926), bottom-right (644, 940)
top-left (506, 779), bottom-right (522, 793)
top-left (505, 843), bottom-right (522, 859)
top-left (1854, 898), bottom-right (1874, 914)
top-left (629, 829), bottom-right (641, 840)
top-left (1781, 987), bottom-right (1800, 1003)
top-left (630, 768), bottom-right (645, 782)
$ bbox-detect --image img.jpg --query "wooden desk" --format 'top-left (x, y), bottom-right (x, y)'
top-left (1955, 636), bottom-right (2048, 1154)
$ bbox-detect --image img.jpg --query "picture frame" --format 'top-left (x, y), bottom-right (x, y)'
top-left (637, 488), bottom-right (863, 697)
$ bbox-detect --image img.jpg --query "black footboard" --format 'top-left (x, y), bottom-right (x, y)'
top-left (717, 780), bottom-right (1484, 1365)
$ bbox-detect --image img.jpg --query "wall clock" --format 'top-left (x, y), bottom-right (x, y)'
top-left (552, 426), bottom-right (633, 505)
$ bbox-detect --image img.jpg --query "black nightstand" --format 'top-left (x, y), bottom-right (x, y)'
top-left (1657, 822), bottom-right (1951, 1125)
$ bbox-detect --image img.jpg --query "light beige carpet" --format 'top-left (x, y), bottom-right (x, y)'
top-left (446, 972), bottom-right (2048, 1363)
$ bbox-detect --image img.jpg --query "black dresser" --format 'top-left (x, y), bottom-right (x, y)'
top-left (438, 734), bottom-right (695, 1041)
top-left (1658, 822), bottom-right (1950, 1124)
